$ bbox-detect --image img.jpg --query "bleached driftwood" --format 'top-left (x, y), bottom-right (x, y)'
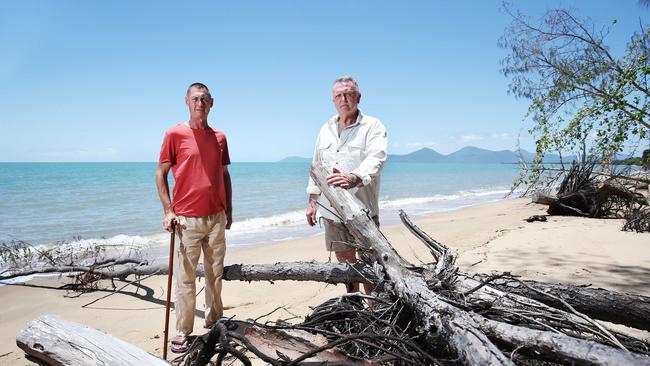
top-left (310, 163), bottom-right (514, 366)
top-left (16, 315), bottom-right (376, 366)
top-left (308, 162), bottom-right (650, 366)
top-left (473, 274), bottom-right (650, 332)
top-left (16, 314), bottom-right (169, 366)
top-left (0, 261), bottom-right (376, 284)
top-left (7, 260), bottom-right (648, 333)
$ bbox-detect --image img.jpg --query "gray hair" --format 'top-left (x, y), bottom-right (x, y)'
top-left (333, 75), bottom-right (359, 90)
top-left (187, 82), bottom-right (210, 96)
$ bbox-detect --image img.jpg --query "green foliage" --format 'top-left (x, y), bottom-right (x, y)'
top-left (614, 156), bottom-right (644, 165)
top-left (500, 5), bottom-right (650, 187)
top-left (612, 149), bottom-right (650, 166)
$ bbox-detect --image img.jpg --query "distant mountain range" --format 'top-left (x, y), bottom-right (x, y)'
top-left (388, 147), bottom-right (550, 163)
top-left (278, 146), bottom-right (562, 164)
top-left (277, 156), bottom-right (312, 163)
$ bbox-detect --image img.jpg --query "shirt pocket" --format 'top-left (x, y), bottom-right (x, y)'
top-left (317, 141), bottom-right (334, 163)
top-left (340, 141), bottom-right (364, 170)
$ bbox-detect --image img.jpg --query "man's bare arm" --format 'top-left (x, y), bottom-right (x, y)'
top-left (224, 165), bottom-right (233, 230)
top-left (155, 162), bottom-right (176, 232)
top-left (306, 193), bottom-right (320, 226)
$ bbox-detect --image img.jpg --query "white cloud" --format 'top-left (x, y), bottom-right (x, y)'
top-left (458, 134), bottom-right (484, 142)
top-left (450, 132), bottom-right (516, 142)
top-left (406, 141), bottom-right (437, 148)
top-left (490, 132), bottom-right (515, 139)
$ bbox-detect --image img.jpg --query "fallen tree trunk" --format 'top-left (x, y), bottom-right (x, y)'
top-left (473, 274), bottom-right (650, 332)
top-left (309, 162), bottom-right (650, 365)
top-left (17, 315), bottom-right (376, 366)
top-left (532, 192), bottom-right (590, 216)
top-left (0, 261), bottom-right (376, 284)
top-left (310, 163), bottom-right (515, 366)
top-left (7, 260), bottom-right (649, 333)
top-left (529, 161), bottom-right (649, 232)
top-left (16, 314), bottom-right (169, 366)
top-left (475, 316), bottom-right (650, 366)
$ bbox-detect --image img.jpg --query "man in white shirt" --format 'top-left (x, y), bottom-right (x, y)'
top-left (306, 75), bottom-right (388, 293)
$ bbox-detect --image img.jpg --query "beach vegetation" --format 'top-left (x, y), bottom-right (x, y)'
top-left (614, 148), bottom-right (650, 166)
top-left (500, 4), bottom-right (650, 187)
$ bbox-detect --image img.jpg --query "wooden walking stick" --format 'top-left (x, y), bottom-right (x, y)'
top-left (163, 220), bottom-right (176, 360)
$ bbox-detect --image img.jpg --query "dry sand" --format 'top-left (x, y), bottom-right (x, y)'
top-left (1, 198), bottom-right (648, 365)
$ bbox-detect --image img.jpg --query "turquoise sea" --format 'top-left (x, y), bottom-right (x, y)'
top-left (0, 162), bottom-right (521, 251)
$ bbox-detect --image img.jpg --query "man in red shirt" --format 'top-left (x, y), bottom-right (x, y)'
top-left (155, 82), bottom-right (233, 353)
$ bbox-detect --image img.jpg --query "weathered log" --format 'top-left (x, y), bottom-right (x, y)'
top-left (474, 316), bottom-right (650, 366)
top-left (16, 314), bottom-right (169, 366)
top-left (311, 163), bottom-right (515, 366)
top-left (531, 171), bottom-right (648, 219)
top-left (532, 192), bottom-right (589, 216)
top-left (223, 261), bottom-right (377, 285)
top-left (16, 315), bottom-right (376, 366)
top-left (402, 211), bottom-right (648, 355)
top-left (0, 259), bottom-right (144, 281)
top-left (6, 259), bottom-right (649, 334)
top-left (312, 163), bottom-right (650, 365)
top-left (0, 261), bottom-right (377, 284)
top-left (473, 274), bottom-right (650, 332)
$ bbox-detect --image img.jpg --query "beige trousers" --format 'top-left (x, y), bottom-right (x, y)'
top-left (323, 215), bottom-right (379, 251)
top-left (174, 211), bottom-right (226, 336)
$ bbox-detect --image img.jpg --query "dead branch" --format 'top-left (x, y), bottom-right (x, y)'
top-left (472, 274), bottom-right (650, 332)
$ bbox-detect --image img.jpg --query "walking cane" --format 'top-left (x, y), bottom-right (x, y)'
top-left (163, 220), bottom-right (176, 360)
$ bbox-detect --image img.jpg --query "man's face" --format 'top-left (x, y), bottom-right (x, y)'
top-left (332, 82), bottom-right (361, 116)
top-left (185, 87), bottom-right (213, 117)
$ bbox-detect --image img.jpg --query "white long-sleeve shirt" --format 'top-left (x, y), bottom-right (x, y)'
top-left (306, 111), bottom-right (388, 222)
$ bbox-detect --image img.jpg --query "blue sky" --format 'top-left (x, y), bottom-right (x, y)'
top-left (1, 1), bottom-right (647, 162)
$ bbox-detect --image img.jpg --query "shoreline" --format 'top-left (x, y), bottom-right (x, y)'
top-left (1, 187), bottom-right (515, 274)
top-left (1, 198), bottom-right (648, 365)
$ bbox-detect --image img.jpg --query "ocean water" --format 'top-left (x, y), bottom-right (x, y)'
top-left (0, 162), bottom-right (521, 252)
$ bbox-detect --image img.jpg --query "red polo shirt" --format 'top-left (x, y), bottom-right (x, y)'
top-left (159, 124), bottom-right (230, 217)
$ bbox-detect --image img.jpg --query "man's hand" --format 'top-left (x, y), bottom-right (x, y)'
top-left (226, 211), bottom-right (233, 230)
top-left (327, 167), bottom-right (356, 189)
top-left (306, 202), bottom-right (317, 226)
top-left (306, 193), bottom-right (319, 226)
top-left (163, 211), bottom-right (177, 232)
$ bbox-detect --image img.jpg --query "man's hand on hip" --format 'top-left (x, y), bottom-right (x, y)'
top-left (163, 212), bottom-right (177, 232)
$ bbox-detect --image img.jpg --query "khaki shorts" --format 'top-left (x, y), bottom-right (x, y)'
top-left (323, 216), bottom-right (379, 252)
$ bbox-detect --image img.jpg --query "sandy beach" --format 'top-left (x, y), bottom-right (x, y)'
top-left (1, 197), bottom-right (648, 365)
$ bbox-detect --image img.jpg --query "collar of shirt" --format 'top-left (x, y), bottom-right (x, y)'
top-left (328, 110), bottom-right (364, 128)
top-left (327, 110), bottom-right (364, 139)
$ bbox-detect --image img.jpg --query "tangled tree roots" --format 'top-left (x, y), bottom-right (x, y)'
top-left (531, 160), bottom-right (650, 232)
top-left (623, 206), bottom-right (650, 232)
top-left (173, 295), bottom-right (442, 366)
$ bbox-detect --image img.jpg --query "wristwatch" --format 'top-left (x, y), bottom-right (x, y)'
top-left (348, 173), bottom-right (358, 187)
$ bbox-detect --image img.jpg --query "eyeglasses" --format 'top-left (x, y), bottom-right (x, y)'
top-left (333, 92), bottom-right (358, 101)
top-left (189, 95), bottom-right (212, 104)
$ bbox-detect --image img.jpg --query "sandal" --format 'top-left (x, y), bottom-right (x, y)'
top-left (204, 317), bottom-right (238, 331)
top-left (170, 335), bottom-right (189, 353)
